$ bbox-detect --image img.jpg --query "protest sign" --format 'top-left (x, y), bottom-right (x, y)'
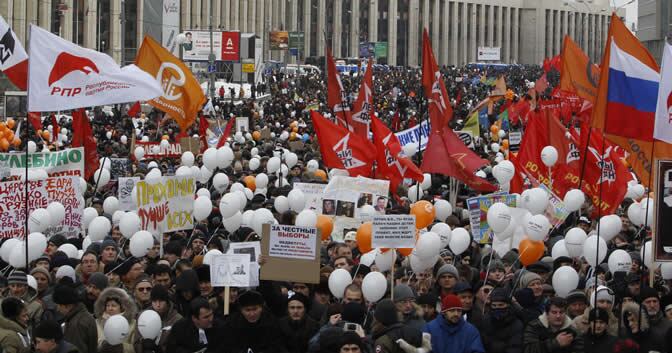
top-left (372, 215), bottom-right (416, 248)
top-left (236, 116), bottom-right (249, 132)
top-left (226, 241), bottom-right (261, 286)
top-left (293, 182), bottom-right (326, 213)
top-left (0, 147), bottom-right (84, 178)
top-left (134, 175), bottom-right (196, 233)
top-left (118, 177), bottom-right (140, 211)
top-left (132, 137), bottom-right (200, 159)
top-left (110, 158), bottom-right (132, 179)
top-left (210, 254), bottom-right (251, 287)
top-left (509, 131), bottom-right (522, 152)
top-left (538, 184), bottom-right (570, 228)
top-left (0, 176), bottom-right (83, 238)
top-left (395, 119), bottom-right (430, 151)
top-left (466, 193), bottom-right (518, 243)
top-left (179, 137), bottom-right (201, 156)
top-left (261, 224), bottom-right (321, 283)
top-left (654, 160), bottom-right (672, 261)
top-left (323, 176), bottom-right (389, 218)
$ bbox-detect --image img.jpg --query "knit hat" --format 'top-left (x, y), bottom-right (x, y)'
top-left (341, 302), bottom-right (366, 324)
top-left (593, 286), bottom-right (614, 304)
top-left (50, 251), bottom-right (70, 269)
top-left (1, 297), bottom-right (24, 319)
top-left (288, 292), bottom-right (310, 309)
top-left (489, 288), bottom-right (510, 303)
top-left (520, 271), bottom-right (542, 288)
top-left (441, 294), bottom-right (463, 312)
top-left (584, 277), bottom-right (606, 289)
top-left (502, 250), bottom-right (519, 266)
top-left (589, 307), bottom-right (610, 322)
top-left (417, 293), bottom-right (438, 306)
top-left (150, 284), bottom-right (171, 302)
top-left (238, 290), bottom-right (264, 308)
top-left (33, 320), bottom-right (63, 341)
top-left (7, 271), bottom-right (27, 286)
top-left (374, 299), bottom-right (398, 326)
top-left (566, 289), bottom-right (588, 304)
top-left (88, 272), bottom-right (108, 290)
top-left (52, 283), bottom-right (79, 305)
top-left (48, 234), bottom-right (67, 248)
top-left (436, 264), bottom-right (459, 279)
top-left (453, 282), bottom-right (473, 294)
top-left (101, 238), bottom-right (118, 252)
top-left (392, 284), bottom-right (415, 303)
top-left (115, 257), bottom-right (140, 276)
top-left (351, 264), bottom-right (370, 278)
top-left (488, 259), bottom-right (505, 272)
top-left (639, 286), bottom-right (659, 302)
top-left (339, 331), bottom-right (364, 350)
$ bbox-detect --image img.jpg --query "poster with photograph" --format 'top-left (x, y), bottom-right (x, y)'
top-left (323, 176), bottom-right (390, 218)
top-left (118, 177), bottom-right (140, 211)
top-left (293, 183), bottom-right (326, 213)
top-left (210, 254), bottom-right (250, 287)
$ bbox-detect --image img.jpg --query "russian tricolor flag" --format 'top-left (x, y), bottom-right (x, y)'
top-left (591, 14), bottom-right (660, 142)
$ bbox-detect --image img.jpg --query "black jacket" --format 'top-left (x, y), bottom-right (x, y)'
top-left (279, 316), bottom-right (320, 353)
top-left (164, 317), bottom-right (223, 353)
top-left (480, 309), bottom-right (524, 353)
top-left (221, 310), bottom-right (288, 353)
top-left (582, 332), bottom-right (618, 352)
top-left (522, 313), bottom-right (584, 353)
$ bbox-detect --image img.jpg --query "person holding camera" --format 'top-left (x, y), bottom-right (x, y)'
top-left (522, 297), bottom-right (583, 353)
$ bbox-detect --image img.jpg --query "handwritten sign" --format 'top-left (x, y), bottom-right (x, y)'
top-left (372, 215), bottom-right (416, 248)
top-left (134, 175), bottom-right (196, 233)
top-left (0, 176), bottom-right (83, 238)
top-left (0, 148), bottom-right (84, 178)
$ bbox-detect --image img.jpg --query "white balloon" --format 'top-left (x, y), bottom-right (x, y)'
top-left (82, 207), bottom-right (98, 229)
top-left (491, 143), bottom-right (501, 153)
top-left (175, 166), bottom-right (192, 177)
top-left (565, 227), bottom-right (587, 257)
top-left (487, 203), bottom-right (512, 233)
top-left (360, 250), bottom-right (377, 267)
top-left (498, 129), bottom-right (506, 138)
top-left (475, 170), bottom-right (487, 179)
top-left (103, 196), bottom-right (119, 215)
top-left (328, 268), bottom-right (352, 299)
top-left (552, 266), bottom-right (579, 297)
top-left (9, 243), bottom-right (27, 268)
top-left (28, 208), bottom-right (52, 233)
top-left (267, 157), bottom-right (281, 173)
top-left (274, 196), bottom-right (290, 213)
top-left (551, 240), bottom-right (569, 260)
top-left (57, 243), bottom-right (78, 259)
top-left (295, 209), bottom-right (318, 227)
top-left (608, 249), bottom-right (632, 274)
top-left (212, 173), bottom-right (230, 193)
top-left (233, 190), bottom-right (248, 210)
top-left (120, 135), bottom-right (128, 144)
top-left (100, 157), bottom-right (112, 171)
top-left (79, 177), bottom-right (88, 195)
top-left (361, 272), bottom-right (387, 302)
top-left (1, 238), bottom-right (20, 262)
top-left (130, 231), bottom-right (154, 257)
top-left (196, 188), bottom-right (211, 198)
top-left (47, 202), bottom-right (66, 225)
top-left (374, 249), bottom-right (396, 272)
top-left (93, 168), bottom-right (111, 190)
top-left (583, 235), bottom-right (607, 267)
top-left (137, 310), bottom-right (162, 340)
top-left (639, 198), bottom-right (654, 227)
top-left (112, 211), bottom-right (124, 226)
top-left (540, 146), bottom-right (559, 167)
top-left (241, 210), bottom-right (254, 227)
top-left (288, 189), bottom-right (306, 211)
top-left (416, 232), bottom-right (442, 259)
top-left (255, 173), bottom-right (269, 189)
top-left (179, 151), bottom-right (195, 167)
top-left (88, 216), bottom-right (112, 241)
top-left (421, 173), bottom-right (432, 190)
top-left (431, 223), bottom-right (452, 247)
top-left (190, 166), bottom-right (202, 180)
top-left (402, 143), bottom-right (418, 158)
top-left (203, 148), bottom-right (219, 170)
top-left (27, 141), bottom-right (37, 154)
top-left (203, 249), bottom-right (223, 265)
top-left (495, 216), bottom-right (518, 241)
top-left (307, 160), bottom-right (319, 172)
top-left (631, 184), bottom-right (645, 199)
top-left (219, 193), bottom-right (240, 219)
top-left (145, 168), bottom-right (162, 184)
top-left (249, 158), bottom-right (260, 171)
top-left (409, 253), bottom-right (439, 273)
top-left (598, 214), bottom-right (622, 241)
top-left (525, 214), bottom-right (551, 241)
top-left (285, 153), bottom-right (299, 168)
top-left (103, 315), bottom-right (130, 345)
top-left (563, 189), bottom-right (585, 212)
top-left (223, 211), bottom-right (242, 232)
top-left (160, 139), bottom-right (170, 149)
top-left (230, 182), bottom-right (245, 193)
top-left (449, 228), bottom-right (471, 255)
top-left (216, 146), bottom-right (234, 168)
top-left (524, 188), bottom-right (549, 215)
top-left (627, 202), bottom-right (643, 226)
top-left (641, 241), bottom-right (654, 268)
top-left (407, 185), bottom-right (421, 203)
top-left (274, 177), bottom-right (289, 188)
top-left (194, 196), bottom-right (213, 221)
top-left (251, 208), bottom-right (275, 236)
top-left (434, 200), bottom-right (453, 222)
top-left (200, 166), bottom-right (213, 183)
top-left (661, 263), bottom-right (672, 279)
top-left (119, 212), bottom-right (141, 239)
top-left (27, 232), bottom-right (47, 261)
top-left (359, 205), bottom-right (376, 221)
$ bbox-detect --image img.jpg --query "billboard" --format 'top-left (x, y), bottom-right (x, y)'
top-left (288, 32), bottom-right (305, 50)
top-left (477, 46), bottom-right (501, 61)
top-left (270, 31), bottom-right (289, 50)
top-left (162, 0), bottom-right (180, 55)
top-left (182, 31), bottom-right (240, 61)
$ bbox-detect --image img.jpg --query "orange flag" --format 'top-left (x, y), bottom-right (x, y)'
top-left (135, 35), bottom-right (206, 133)
top-left (559, 35), bottom-right (600, 104)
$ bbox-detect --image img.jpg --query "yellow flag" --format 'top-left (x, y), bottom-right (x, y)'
top-left (461, 110), bottom-right (480, 137)
top-left (135, 35), bottom-right (206, 132)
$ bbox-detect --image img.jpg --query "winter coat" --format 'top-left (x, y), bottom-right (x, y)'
top-left (423, 315), bottom-right (485, 353)
top-left (646, 310), bottom-right (672, 352)
top-left (62, 302), bottom-right (98, 353)
top-left (93, 288), bottom-right (137, 353)
top-left (571, 307), bottom-right (618, 336)
top-left (373, 323), bottom-right (423, 353)
top-left (133, 303), bottom-right (183, 353)
top-left (522, 313), bottom-right (584, 353)
top-left (582, 332), bottom-right (618, 352)
top-left (479, 309), bottom-right (524, 353)
top-left (278, 316), bottom-right (320, 353)
top-left (173, 270), bottom-right (200, 318)
top-left (0, 289), bottom-right (43, 328)
top-left (165, 317), bottom-right (223, 353)
top-left (0, 315), bottom-right (30, 353)
top-left (401, 305), bottom-right (426, 333)
top-left (621, 302), bottom-right (653, 352)
top-left (51, 341), bottom-right (80, 353)
top-left (220, 310), bottom-right (288, 353)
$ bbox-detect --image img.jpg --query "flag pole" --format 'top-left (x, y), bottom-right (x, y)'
top-left (638, 141), bottom-right (657, 329)
top-left (416, 90), bottom-right (425, 202)
top-left (24, 25), bottom-right (33, 270)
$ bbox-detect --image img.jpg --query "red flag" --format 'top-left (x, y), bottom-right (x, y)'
top-left (422, 29), bottom-right (453, 133)
top-left (371, 115), bottom-right (423, 191)
top-left (326, 49), bottom-right (354, 130)
top-left (50, 114), bottom-right (60, 143)
top-left (543, 55), bottom-right (561, 73)
top-left (198, 114), bottom-right (209, 153)
top-left (507, 99), bottom-right (531, 125)
top-left (350, 59), bottom-right (374, 138)
top-left (71, 109), bottom-right (99, 180)
top-left (128, 102), bottom-right (141, 117)
top-left (310, 110), bottom-right (376, 177)
top-left (27, 112), bottom-right (42, 131)
top-left (391, 111), bottom-right (401, 131)
top-left (216, 118), bottom-right (234, 148)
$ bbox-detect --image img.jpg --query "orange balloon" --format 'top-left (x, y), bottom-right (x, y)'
top-left (290, 132), bottom-right (297, 141)
top-left (5, 130), bottom-right (14, 141)
top-left (290, 121), bottom-right (298, 128)
top-left (41, 130), bottom-right (50, 141)
top-left (410, 200), bottom-right (435, 229)
top-left (317, 215), bottom-right (334, 240)
top-left (398, 248), bottom-right (413, 256)
top-left (292, 126), bottom-right (298, 133)
top-left (12, 137), bottom-right (21, 147)
top-left (490, 125), bottom-right (500, 135)
top-left (243, 175), bottom-right (256, 191)
top-left (519, 239), bottom-right (545, 266)
top-left (6, 119), bottom-right (15, 129)
top-left (314, 169), bottom-right (327, 181)
top-left (501, 139), bottom-right (509, 150)
top-left (252, 131), bottom-right (261, 141)
top-left (356, 222), bottom-right (373, 254)
top-left (0, 138), bottom-right (9, 151)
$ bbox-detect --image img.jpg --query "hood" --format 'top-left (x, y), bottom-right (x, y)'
top-left (94, 287), bottom-right (137, 322)
top-left (538, 312), bottom-right (573, 331)
top-left (621, 302), bottom-right (649, 332)
top-left (0, 314), bottom-right (26, 333)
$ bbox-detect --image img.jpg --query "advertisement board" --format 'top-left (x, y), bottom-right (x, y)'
top-left (477, 47), bottom-right (501, 61)
top-left (270, 31), bottom-right (289, 50)
top-left (221, 31), bottom-right (241, 61)
top-left (182, 31), bottom-right (240, 61)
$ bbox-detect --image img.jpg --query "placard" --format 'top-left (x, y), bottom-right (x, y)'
top-left (235, 116), bottom-right (249, 133)
top-left (323, 176), bottom-right (389, 218)
top-left (0, 147), bottom-right (85, 178)
top-left (260, 224), bottom-right (321, 284)
top-left (538, 184), bottom-right (570, 229)
top-left (654, 160), bottom-right (672, 261)
top-left (509, 131), bottom-right (522, 152)
top-left (134, 175), bottom-right (196, 233)
top-left (0, 176), bottom-right (83, 238)
top-left (118, 177), bottom-right (140, 211)
top-left (110, 158), bottom-right (132, 179)
top-left (226, 241), bottom-right (261, 286)
top-left (395, 120), bottom-right (430, 151)
top-left (293, 182), bottom-right (327, 213)
top-left (210, 254), bottom-right (250, 287)
top-left (477, 46), bottom-right (501, 61)
top-left (372, 215), bottom-right (416, 248)
top-left (466, 193), bottom-right (518, 243)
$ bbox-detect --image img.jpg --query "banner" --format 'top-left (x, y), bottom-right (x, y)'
top-left (466, 193), bottom-right (518, 243)
top-left (371, 215), bottom-right (416, 248)
top-left (293, 182), bottom-right (327, 213)
top-left (323, 176), bottom-right (389, 218)
top-left (134, 175), bottom-right (196, 233)
top-left (118, 177), bottom-right (140, 211)
top-left (0, 176), bottom-right (83, 238)
top-left (374, 42), bottom-right (388, 58)
top-left (395, 119), bottom-right (431, 151)
top-left (132, 137), bottom-right (200, 159)
top-left (161, 0), bottom-right (180, 55)
top-left (221, 31), bottom-right (240, 61)
top-left (654, 160), bottom-right (672, 261)
top-left (0, 147), bottom-right (84, 178)
top-left (269, 31), bottom-right (289, 50)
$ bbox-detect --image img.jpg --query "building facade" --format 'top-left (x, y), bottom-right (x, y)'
top-left (1, 0), bottom-right (611, 67)
top-left (637, 0), bottom-right (671, 63)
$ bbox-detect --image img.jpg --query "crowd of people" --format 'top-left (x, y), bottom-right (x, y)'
top-left (0, 61), bottom-right (663, 353)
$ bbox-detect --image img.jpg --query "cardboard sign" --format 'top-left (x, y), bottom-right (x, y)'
top-left (538, 184), bottom-right (570, 229)
top-left (134, 175), bottom-right (196, 233)
top-left (226, 241), bottom-right (261, 286)
top-left (210, 254), bottom-right (250, 287)
top-left (467, 193), bottom-right (518, 243)
top-left (118, 177), bottom-right (140, 211)
top-left (179, 137), bottom-right (201, 156)
top-left (0, 176), bottom-right (83, 238)
top-left (372, 215), bottom-right (416, 248)
top-left (260, 127), bottom-right (272, 140)
top-left (260, 224), bottom-right (321, 283)
top-left (0, 147), bottom-right (85, 178)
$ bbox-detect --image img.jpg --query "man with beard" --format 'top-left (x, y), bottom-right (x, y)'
top-left (424, 294), bottom-right (484, 353)
top-left (479, 288), bottom-right (523, 353)
top-left (221, 290), bottom-right (287, 353)
top-left (279, 293), bottom-right (319, 353)
top-left (83, 272), bottom-right (108, 313)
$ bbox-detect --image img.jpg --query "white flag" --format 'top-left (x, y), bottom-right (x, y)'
top-left (28, 25), bottom-right (162, 111)
top-left (654, 42), bottom-right (672, 143)
top-left (0, 15), bottom-right (28, 89)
